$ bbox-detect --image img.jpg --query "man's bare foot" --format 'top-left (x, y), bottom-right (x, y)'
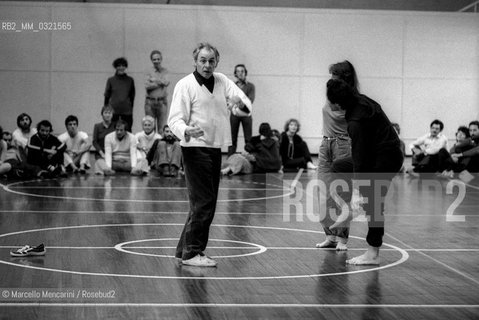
top-left (346, 246), bottom-right (380, 265)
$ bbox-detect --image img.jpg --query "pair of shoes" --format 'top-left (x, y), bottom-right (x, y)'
top-left (79, 167), bottom-right (86, 174)
top-left (181, 254), bottom-right (217, 267)
top-left (10, 244), bottom-right (46, 257)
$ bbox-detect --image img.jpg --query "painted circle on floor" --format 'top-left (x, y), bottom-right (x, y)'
top-left (114, 238), bottom-right (267, 259)
top-left (0, 223), bottom-right (409, 280)
top-left (2, 177), bottom-right (292, 203)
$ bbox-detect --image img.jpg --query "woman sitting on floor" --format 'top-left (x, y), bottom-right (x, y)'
top-left (279, 118), bottom-right (317, 171)
top-left (222, 122), bottom-right (282, 175)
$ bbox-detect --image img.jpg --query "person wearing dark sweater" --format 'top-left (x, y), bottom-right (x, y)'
top-left (104, 57), bottom-right (136, 131)
top-left (27, 120), bottom-right (66, 178)
top-left (326, 78), bottom-right (403, 266)
top-left (449, 121), bottom-right (479, 175)
top-left (245, 122), bottom-right (282, 173)
top-left (279, 119), bottom-right (317, 171)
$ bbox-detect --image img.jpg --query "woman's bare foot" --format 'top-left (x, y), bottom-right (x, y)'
top-left (336, 238), bottom-right (348, 251)
top-left (346, 246), bottom-right (380, 265)
top-left (316, 239), bottom-right (337, 248)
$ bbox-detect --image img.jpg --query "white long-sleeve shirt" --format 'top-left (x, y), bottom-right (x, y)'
top-left (409, 132), bottom-right (448, 155)
top-left (104, 131), bottom-right (137, 168)
top-left (168, 72), bottom-right (252, 148)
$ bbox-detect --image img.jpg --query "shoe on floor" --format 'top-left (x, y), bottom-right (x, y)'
top-left (10, 244), bottom-right (46, 257)
top-left (182, 254), bottom-right (217, 267)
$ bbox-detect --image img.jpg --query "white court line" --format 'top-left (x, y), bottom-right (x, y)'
top-left (1, 209), bottom-right (477, 218)
top-left (1, 246), bottom-right (479, 252)
top-left (2, 180), bottom-right (293, 203)
top-left (289, 168), bottom-right (304, 190)
top-left (0, 223), bottom-right (409, 280)
top-left (9, 186), bottom-right (283, 191)
top-left (0, 303), bottom-right (478, 308)
top-left (386, 233), bottom-right (479, 286)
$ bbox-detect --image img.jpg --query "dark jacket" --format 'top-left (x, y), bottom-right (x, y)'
top-left (345, 94), bottom-right (402, 173)
top-left (245, 135), bottom-right (282, 172)
top-left (279, 132), bottom-right (304, 163)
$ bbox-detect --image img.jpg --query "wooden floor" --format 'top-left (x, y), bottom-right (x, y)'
top-left (0, 164), bottom-right (478, 319)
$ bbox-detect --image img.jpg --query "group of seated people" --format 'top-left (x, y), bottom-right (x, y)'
top-left (222, 118), bottom-right (317, 175)
top-left (407, 119), bottom-right (479, 180)
top-left (0, 107), bottom-right (182, 179)
top-left (0, 113), bottom-right (319, 180)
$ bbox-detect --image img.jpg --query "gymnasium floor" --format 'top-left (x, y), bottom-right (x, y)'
top-left (0, 161), bottom-right (478, 319)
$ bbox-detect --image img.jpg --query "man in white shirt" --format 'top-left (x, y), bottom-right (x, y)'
top-left (94, 120), bottom-right (142, 176)
top-left (409, 119), bottom-right (448, 174)
top-left (168, 42), bottom-right (252, 267)
top-left (12, 113), bottom-right (37, 151)
top-left (58, 115), bottom-right (91, 174)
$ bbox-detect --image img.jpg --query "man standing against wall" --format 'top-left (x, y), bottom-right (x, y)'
top-left (227, 64), bottom-right (255, 157)
top-left (145, 50), bottom-right (170, 134)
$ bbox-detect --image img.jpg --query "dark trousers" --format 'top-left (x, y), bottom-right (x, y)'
top-left (228, 114), bottom-right (252, 156)
top-left (332, 149), bottom-right (403, 248)
top-left (175, 147), bottom-right (222, 260)
top-left (283, 141), bottom-right (313, 170)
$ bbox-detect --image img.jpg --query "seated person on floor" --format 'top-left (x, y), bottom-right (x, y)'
top-left (222, 122), bottom-right (282, 175)
top-left (0, 126), bottom-right (7, 163)
top-left (58, 115), bottom-right (91, 174)
top-left (135, 115), bottom-right (161, 175)
top-left (92, 105), bottom-right (116, 161)
top-left (12, 113), bottom-right (37, 151)
top-left (279, 118), bottom-right (317, 171)
top-left (409, 119), bottom-right (448, 174)
top-left (147, 125), bottom-right (181, 177)
top-left (0, 127), bottom-right (41, 179)
top-left (27, 120), bottom-right (66, 178)
top-left (449, 120), bottom-right (479, 177)
top-left (94, 119), bottom-right (142, 176)
top-left (439, 126), bottom-right (471, 177)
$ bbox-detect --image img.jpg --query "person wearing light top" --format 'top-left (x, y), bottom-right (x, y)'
top-left (58, 115), bottom-right (92, 174)
top-left (94, 120), bottom-right (142, 176)
top-left (316, 61), bottom-right (359, 252)
top-left (12, 113), bottom-right (37, 151)
top-left (134, 115), bottom-right (161, 175)
top-left (168, 42), bottom-right (252, 267)
top-left (408, 119), bottom-right (448, 175)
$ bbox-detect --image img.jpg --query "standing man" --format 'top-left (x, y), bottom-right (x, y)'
top-left (104, 57), bottom-right (136, 131)
top-left (168, 42), bottom-right (252, 267)
top-left (227, 64), bottom-right (255, 157)
top-left (145, 50), bottom-right (170, 134)
top-left (326, 79), bottom-right (403, 265)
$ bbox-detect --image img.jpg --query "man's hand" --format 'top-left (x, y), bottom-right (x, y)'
top-left (184, 126), bottom-right (204, 142)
